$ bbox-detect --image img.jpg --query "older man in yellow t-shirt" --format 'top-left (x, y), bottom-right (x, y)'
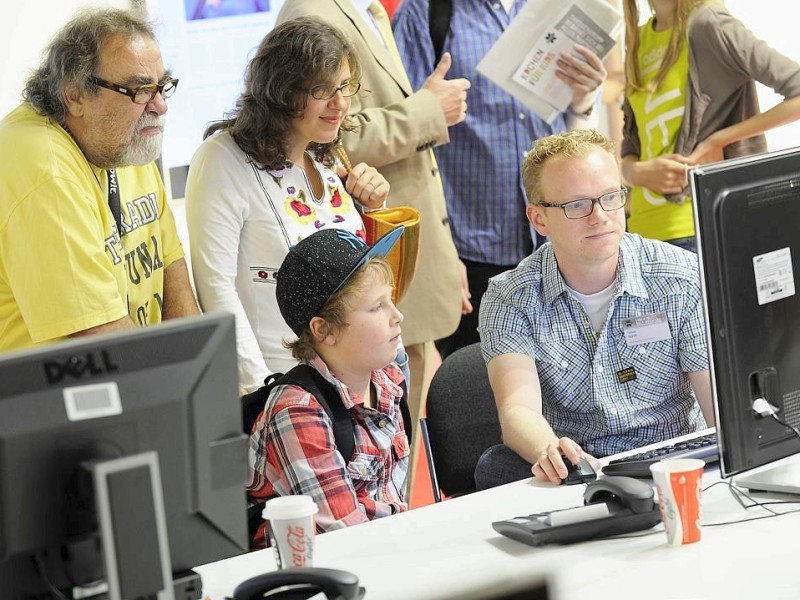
top-left (0, 8), bottom-right (199, 354)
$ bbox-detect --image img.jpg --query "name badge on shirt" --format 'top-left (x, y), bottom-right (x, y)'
top-left (622, 311), bottom-right (671, 346)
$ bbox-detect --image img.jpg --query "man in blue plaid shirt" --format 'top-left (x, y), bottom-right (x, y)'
top-left (476, 129), bottom-right (715, 488)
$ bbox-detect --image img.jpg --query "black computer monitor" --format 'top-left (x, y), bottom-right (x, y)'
top-left (692, 147), bottom-right (800, 494)
top-left (0, 313), bottom-right (249, 599)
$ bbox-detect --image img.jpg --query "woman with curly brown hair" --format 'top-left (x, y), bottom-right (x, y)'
top-left (185, 16), bottom-right (392, 393)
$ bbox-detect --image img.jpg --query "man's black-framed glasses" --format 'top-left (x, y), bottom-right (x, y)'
top-left (89, 76), bottom-right (179, 104)
top-left (538, 188), bottom-right (628, 219)
top-left (309, 81), bottom-right (361, 101)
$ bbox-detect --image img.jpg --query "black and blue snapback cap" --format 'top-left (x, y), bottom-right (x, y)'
top-left (276, 227), bottom-right (404, 336)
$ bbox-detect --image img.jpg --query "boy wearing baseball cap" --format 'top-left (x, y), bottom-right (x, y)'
top-left (247, 228), bottom-right (409, 542)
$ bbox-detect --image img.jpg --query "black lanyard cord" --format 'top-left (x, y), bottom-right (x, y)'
top-left (107, 168), bottom-right (123, 237)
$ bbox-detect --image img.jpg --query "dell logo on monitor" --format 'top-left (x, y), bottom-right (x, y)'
top-left (44, 351), bottom-right (119, 383)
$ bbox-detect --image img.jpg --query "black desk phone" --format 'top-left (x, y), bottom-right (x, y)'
top-left (493, 476), bottom-right (662, 547)
top-left (233, 567), bottom-right (365, 600)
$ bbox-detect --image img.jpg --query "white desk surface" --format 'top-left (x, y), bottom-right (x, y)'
top-left (196, 430), bottom-right (800, 600)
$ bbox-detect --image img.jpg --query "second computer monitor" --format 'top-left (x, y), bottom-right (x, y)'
top-left (692, 146), bottom-right (800, 492)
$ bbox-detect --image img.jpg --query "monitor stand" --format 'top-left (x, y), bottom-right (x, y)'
top-left (734, 462), bottom-right (800, 495)
top-left (90, 452), bottom-right (175, 600)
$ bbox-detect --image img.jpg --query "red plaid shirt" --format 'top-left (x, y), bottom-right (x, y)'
top-left (247, 356), bottom-right (409, 548)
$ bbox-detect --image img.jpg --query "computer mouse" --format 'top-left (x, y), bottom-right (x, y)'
top-left (562, 457), bottom-right (597, 485)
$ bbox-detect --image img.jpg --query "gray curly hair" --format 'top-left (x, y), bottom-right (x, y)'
top-left (23, 7), bottom-right (155, 124)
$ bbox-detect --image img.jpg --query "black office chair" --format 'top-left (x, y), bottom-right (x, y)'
top-left (420, 342), bottom-right (502, 501)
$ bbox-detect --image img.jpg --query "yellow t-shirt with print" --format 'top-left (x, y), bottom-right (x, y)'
top-left (626, 17), bottom-right (693, 242)
top-left (0, 103), bottom-right (185, 353)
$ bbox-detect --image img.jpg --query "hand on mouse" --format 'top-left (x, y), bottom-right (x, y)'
top-left (531, 437), bottom-right (600, 485)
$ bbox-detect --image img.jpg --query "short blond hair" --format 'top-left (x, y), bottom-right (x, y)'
top-left (521, 129), bottom-right (616, 204)
top-left (285, 258), bottom-right (394, 362)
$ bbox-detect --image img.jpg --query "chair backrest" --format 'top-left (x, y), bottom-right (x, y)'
top-left (425, 342), bottom-right (502, 498)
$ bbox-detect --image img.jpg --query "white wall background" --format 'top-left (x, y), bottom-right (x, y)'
top-left (727, 0), bottom-right (800, 150)
top-left (1, 1), bottom-right (131, 117)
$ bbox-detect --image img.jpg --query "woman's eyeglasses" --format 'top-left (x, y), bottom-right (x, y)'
top-left (308, 81), bottom-right (361, 101)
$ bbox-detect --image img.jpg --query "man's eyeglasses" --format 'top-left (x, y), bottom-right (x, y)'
top-left (309, 81), bottom-right (361, 101)
top-left (537, 188), bottom-right (628, 219)
top-left (89, 76), bottom-right (179, 104)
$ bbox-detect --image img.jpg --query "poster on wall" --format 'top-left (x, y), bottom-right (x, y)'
top-left (146, 0), bottom-right (286, 199)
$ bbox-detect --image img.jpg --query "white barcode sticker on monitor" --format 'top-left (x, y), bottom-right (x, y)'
top-left (63, 382), bottom-right (122, 421)
top-left (753, 248), bottom-right (795, 306)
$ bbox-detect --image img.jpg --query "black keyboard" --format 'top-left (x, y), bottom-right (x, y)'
top-left (602, 432), bottom-right (718, 478)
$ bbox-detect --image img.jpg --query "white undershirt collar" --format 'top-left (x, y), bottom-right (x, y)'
top-left (566, 280), bottom-right (617, 336)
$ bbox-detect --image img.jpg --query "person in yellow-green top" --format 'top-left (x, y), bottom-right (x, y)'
top-left (620, 0), bottom-right (800, 251)
top-left (0, 7), bottom-right (200, 353)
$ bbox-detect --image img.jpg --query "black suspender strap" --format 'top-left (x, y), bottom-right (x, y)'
top-left (428, 0), bottom-right (453, 65)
